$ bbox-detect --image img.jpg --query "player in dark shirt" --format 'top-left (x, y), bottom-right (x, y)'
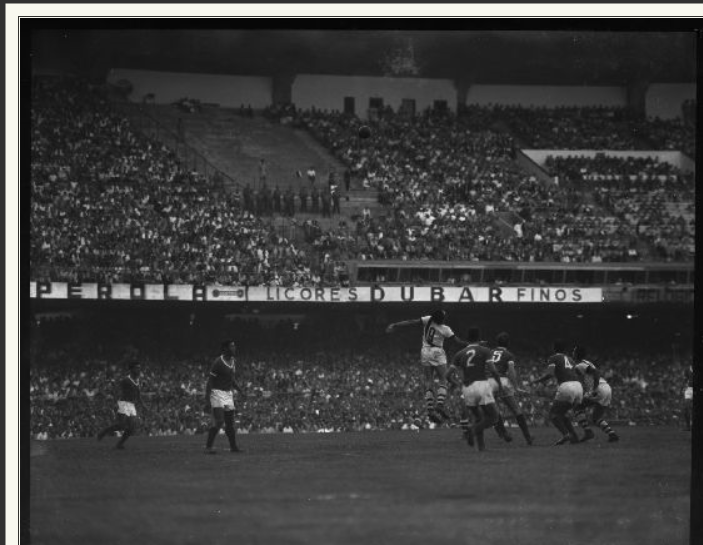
top-left (453, 327), bottom-right (503, 451)
top-left (532, 340), bottom-right (583, 445)
top-left (683, 363), bottom-right (693, 431)
top-left (204, 340), bottom-right (243, 453)
top-left (488, 332), bottom-right (533, 445)
top-left (97, 361), bottom-right (148, 449)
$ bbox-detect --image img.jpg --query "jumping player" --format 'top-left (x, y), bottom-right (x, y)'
top-left (572, 346), bottom-right (619, 443)
top-left (488, 332), bottom-right (533, 445)
top-left (683, 363), bottom-right (693, 431)
top-left (97, 361), bottom-right (148, 449)
top-left (532, 340), bottom-right (583, 445)
top-left (204, 340), bottom-right (243, 454)
top-left (386, 310), bottom-right (467, 424)
top-left (453, 327), bottom-right (504, 451)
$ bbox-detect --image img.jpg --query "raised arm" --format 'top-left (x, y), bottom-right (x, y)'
top-left (385, 318), bottom-right (422, 333)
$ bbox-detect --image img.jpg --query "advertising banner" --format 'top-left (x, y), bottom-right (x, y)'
top-left (30, 282), bottom-right (602, 304)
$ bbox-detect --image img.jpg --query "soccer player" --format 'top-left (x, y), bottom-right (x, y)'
top-left (683, 363), bottom-right (693, 431)
top-left (532, 340), bottom-right (583, 445)
top-left (204, 340), bottom-right (243, 454)
top-left (386, 310), bottom-right (467, 424)
top-left (453, 327), bottom-right (503, 451)
top-left (97, 361), bottom-right (148, 449)
top-left (572, 346), bottom-right (620, 443)
top-left (488, 332), bottom-right (534, 445)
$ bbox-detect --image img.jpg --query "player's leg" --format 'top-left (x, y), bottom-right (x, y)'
top-left (502, 394), bottom-right (532, 444)
top-left (487, 378), bottom-right (510, 441)
top-left (434, 364), bottom-right (450, 421)
top-left (223, 409), bottom-right (241, 452)
top-left (423, 366), bottom-right (439, 423)
top-left (115, 415), bottom-right (135, 449)
top-left (97, 418), bottom-right (123, 441)
top-left (493, 406), bottom-right (512, 442)
top-left (206, 407), bottom-right (225, 453)
top-left (474, 403), bottom-right (500, 451)
top-left (461, 385), bottom-right (478, 447)
top-left (550, 401), bottom-right (577, 445)
top-left (592, 403), bottom-right (619, 442)
top-left (574, 401), bottom-right (595, 442)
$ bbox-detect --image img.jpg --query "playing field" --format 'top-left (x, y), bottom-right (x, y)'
top-left (29, 427), bottom-right (691, 545)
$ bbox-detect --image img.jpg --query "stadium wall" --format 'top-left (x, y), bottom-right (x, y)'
top-left (465, 85), bottom-right (627, 108)
top-left (522, 149), bottom-right (695, 173)
top-left (291, 74), bottom-right (457, 118)
top-left (106, 69), bottom-right (273, 108)
top-left (645, 83), bottom-right (695, 120)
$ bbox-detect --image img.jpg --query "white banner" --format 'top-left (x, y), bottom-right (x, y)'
top-left (29, 282), bottom-right (602, 303)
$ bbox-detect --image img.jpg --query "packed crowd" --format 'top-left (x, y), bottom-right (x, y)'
top-left (29, 315), bottom-right (691, 439)
top-left (30, 77), bottom-right (324, 286)
top-left (294, 107), bottom-right (647, 263)
top-left (484, 104), bottom-right (696, 156)
top-left (543, 154), bottom-right (695, 262)
top-left (31, 79), bottom-right (695, 288)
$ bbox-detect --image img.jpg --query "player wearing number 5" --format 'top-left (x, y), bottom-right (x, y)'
top-left (204, 340), bottom-right (243, 454)
top-left (488, 332), bottom-right (533, 445)
top-left (532, 340), bottom-right (583, 445)
top-left (386, 310), bottom-right (467, 424)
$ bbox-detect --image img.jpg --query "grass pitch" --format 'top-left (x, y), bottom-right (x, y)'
top-left (29, 427), bottom-right (691, 545)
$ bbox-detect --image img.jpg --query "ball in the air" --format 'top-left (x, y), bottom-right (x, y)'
top-left (358, 125), bottom-right (371, 139)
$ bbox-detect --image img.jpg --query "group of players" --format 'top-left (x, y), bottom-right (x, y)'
top-left (97, 309), bottom-right (692, 452)
top-left (386, 309), bottom-right (620, 451)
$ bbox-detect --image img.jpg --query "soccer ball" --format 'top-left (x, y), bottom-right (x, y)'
top-left (358, 125), bottom-right (371, 139)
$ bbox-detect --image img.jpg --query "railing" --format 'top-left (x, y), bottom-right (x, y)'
top-left (353, 260), bottom-right (695, 288)
top-left (113, 101), bottom-right (239, 192)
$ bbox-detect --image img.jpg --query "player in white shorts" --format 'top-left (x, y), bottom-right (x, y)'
top-left (387, 310), bottom-right (467, 424)
top-left (97, 361), bottom-right (149, 449)
top-left (204, 340), bottom-right (244, 453)
top-left (573, 346), bottom-right (619, 443)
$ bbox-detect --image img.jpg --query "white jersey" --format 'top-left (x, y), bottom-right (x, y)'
top-left (575, 359), bottom-right (607, 391)
top-left (420, 316), bottom-right (454, 349)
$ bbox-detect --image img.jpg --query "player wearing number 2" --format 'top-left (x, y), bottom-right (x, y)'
top-left (532, 340), bottom-right (583, 445)
top-left (386, 310), bottom-right (467, 424)
top-left (453, 327), bottom-right (503, 451)
top-left (488, 332), bottom-right (533, 445)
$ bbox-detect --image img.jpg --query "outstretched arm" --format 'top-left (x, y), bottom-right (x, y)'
top-left (531, 364), bottom-right (555, 386)
top-left (449, 335), bottom-right (468, 348)
top-left (386, 318), bottom-right (422, 333)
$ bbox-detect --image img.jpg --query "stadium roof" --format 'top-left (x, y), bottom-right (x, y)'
top-left (28, 27), bottom-right (697, 85)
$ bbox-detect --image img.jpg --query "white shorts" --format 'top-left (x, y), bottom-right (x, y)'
top-left (590, 383), bottom-right (612, 407)
top-left (684, 387), bottom-right (693, 401)
top-left (462, 381), bottom-right (495, 407)
top-left (555, 381), bottom-right (584, 406)
top-left (210, 389), bottom-right (234, 410)
top-left (421, 346), bottom-right (447, 367)
top-left (488, 377), bottom-right (515, 397)
top-left (117, 401), bottom-right (137, 417)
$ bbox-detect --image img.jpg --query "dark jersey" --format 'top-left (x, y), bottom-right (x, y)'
top-left (118, 376), bottom-right (141, 403)
top-left (547, 353), bottom-right (578, 384)
top-left (454, 343), bottom-right (494, 385)
top-left (686, 365), bottom-right (693, 388)
top-left (490, 347), bottom-right (516, 377)
top-left (210, 355), bottom-right (236, 391)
